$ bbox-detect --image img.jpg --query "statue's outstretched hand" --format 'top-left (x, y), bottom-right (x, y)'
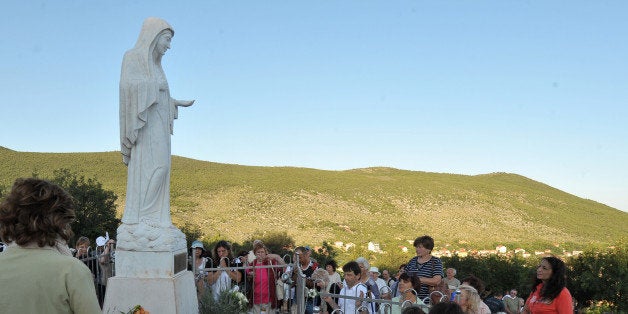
top-left (175, 99), bottom-right (195, 107)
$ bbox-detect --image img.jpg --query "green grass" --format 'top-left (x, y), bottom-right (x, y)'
top-left (1, 146), bottom-right (626, 252)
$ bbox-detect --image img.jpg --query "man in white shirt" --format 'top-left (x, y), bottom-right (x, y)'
top-left (324, 261), bottom-right (368, 313)
top-left (370, 267), bottom-right (387, 290)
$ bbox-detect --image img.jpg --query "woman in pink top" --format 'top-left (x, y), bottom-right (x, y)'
top-left (248, 241), bottom-right (285, 313)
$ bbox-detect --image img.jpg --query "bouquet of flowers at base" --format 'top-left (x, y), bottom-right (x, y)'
top-left (122, 305), bottom-right (149, 314)
top-left (200, 287), bottom-right (249, 314)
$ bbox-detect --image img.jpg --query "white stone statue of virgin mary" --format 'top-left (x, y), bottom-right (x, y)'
top-left (118, 17), bottom-right (193, 249)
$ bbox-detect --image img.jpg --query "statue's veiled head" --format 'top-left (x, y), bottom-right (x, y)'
top-left (132, 17), bottom-right (174, 59)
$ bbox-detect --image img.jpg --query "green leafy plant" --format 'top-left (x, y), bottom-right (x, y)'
top-left (567, 245), bottom-right (627, 311)
top-left (199, 288), bottom-right (248, 314)
top-left (49, 168), bottom-right (121, 245)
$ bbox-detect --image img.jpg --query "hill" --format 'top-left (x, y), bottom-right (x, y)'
top-left (1, 146), bottom-right (626, 252)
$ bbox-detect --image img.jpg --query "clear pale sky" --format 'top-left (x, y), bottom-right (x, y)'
top-left (1, 1), bottom-right (626, 212)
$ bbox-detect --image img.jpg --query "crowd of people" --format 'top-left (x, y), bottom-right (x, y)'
top-left (0, 178), bottom-right (575, 314)
top-left (188, 233), bottom-right (574, 314)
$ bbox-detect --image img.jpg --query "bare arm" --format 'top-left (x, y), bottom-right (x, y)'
top-left (322, 296), bottom-right (338, 310)
top-left (419, 274), bottom-right (442, 287)
top-left (227, 265), bottom-right (242, 283)
top-left (207, 257), bottom-right (241, 283)
top-left (98, 239), bottom-right (115, 264)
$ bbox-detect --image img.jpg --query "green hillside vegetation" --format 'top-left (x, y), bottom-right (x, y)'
top-left (1, 146), bottom-right (626, 252)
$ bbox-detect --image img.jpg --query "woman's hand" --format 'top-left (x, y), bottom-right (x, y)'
top-left (268, 253), bottom-right (284, 263)
top-left (355, 290), bottom-right (364, 307)
top-left (75, 247), bottom-right (87, 258)
top-left (219, 257), bottom-right (228, 268)
top-left (104, 239), bottom-right (116, 252)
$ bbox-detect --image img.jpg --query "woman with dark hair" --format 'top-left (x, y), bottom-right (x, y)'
top-left (207, 240), bottom-right (243, 300)
top-left (391, 272), bottom-right (427, 314)
top-left (0, 178), bottom-right (101, 313)
top-left (190, 240), bottom-right (209, 299)
top-left (323, 259), bottom-right (343, 313)
top-left (521, 256), bottom-right (573, 314)
top-left (325, 259), bottom-right (342, 290)
top-left (405, 235), bottom-right (444, 301)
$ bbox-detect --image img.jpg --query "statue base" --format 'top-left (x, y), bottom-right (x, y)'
top-left (102, 271), bottom-right (198, 314)
top-left (116, 221), bottom-right (187, 252)
top-left (102, 222), bottom-right (197, 313)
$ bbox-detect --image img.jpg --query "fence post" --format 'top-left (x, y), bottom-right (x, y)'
top-left (294, 251), bottom-right (306, 313)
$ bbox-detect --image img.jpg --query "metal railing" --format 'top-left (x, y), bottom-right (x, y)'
top-left (317, 289), bottom-right (431, 314)
top-left (10, 242), bottom-right (444, 314)
top-left (77, 245), bottom-right (116, 309)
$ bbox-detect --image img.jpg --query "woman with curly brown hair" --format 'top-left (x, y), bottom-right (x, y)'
top-left (207, 240), bottom-right (244, 301)
top-left (0, 178), bottom-right (101, 313)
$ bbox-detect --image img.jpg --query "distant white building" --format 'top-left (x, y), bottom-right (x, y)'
top-left (368, 242), bottom-right (382, 253)
top-left (496, 245), bottom-right (507, 254)
top-left (456, 250), bottom-right (469, 258)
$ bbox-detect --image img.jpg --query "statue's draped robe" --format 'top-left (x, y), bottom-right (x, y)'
top-left (119, 18), bottom-right (177, 226)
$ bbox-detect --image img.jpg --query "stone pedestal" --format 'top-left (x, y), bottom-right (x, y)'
top-left (102, 271), bottom-right (197, 314)
top-left (114, 250), bottom-right (188, 278)
top-left (102, 222), bottom-right (198, 314)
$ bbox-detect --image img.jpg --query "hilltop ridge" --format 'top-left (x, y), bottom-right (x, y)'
top-left (1, 146), bottom-right (626, 251)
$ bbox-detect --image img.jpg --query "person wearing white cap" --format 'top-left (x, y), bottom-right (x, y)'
top-left (370, 266), bottom-right (388, 297)
top-left (190, 240), bottom-right (209, 299)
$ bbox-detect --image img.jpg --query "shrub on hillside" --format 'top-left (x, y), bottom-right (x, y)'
top-left (442, 254), bottom-right (534, 298)
top-left (49, 168), bottom-right (120, 246)
top-left (567, 245), bottom-right (627, 312)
